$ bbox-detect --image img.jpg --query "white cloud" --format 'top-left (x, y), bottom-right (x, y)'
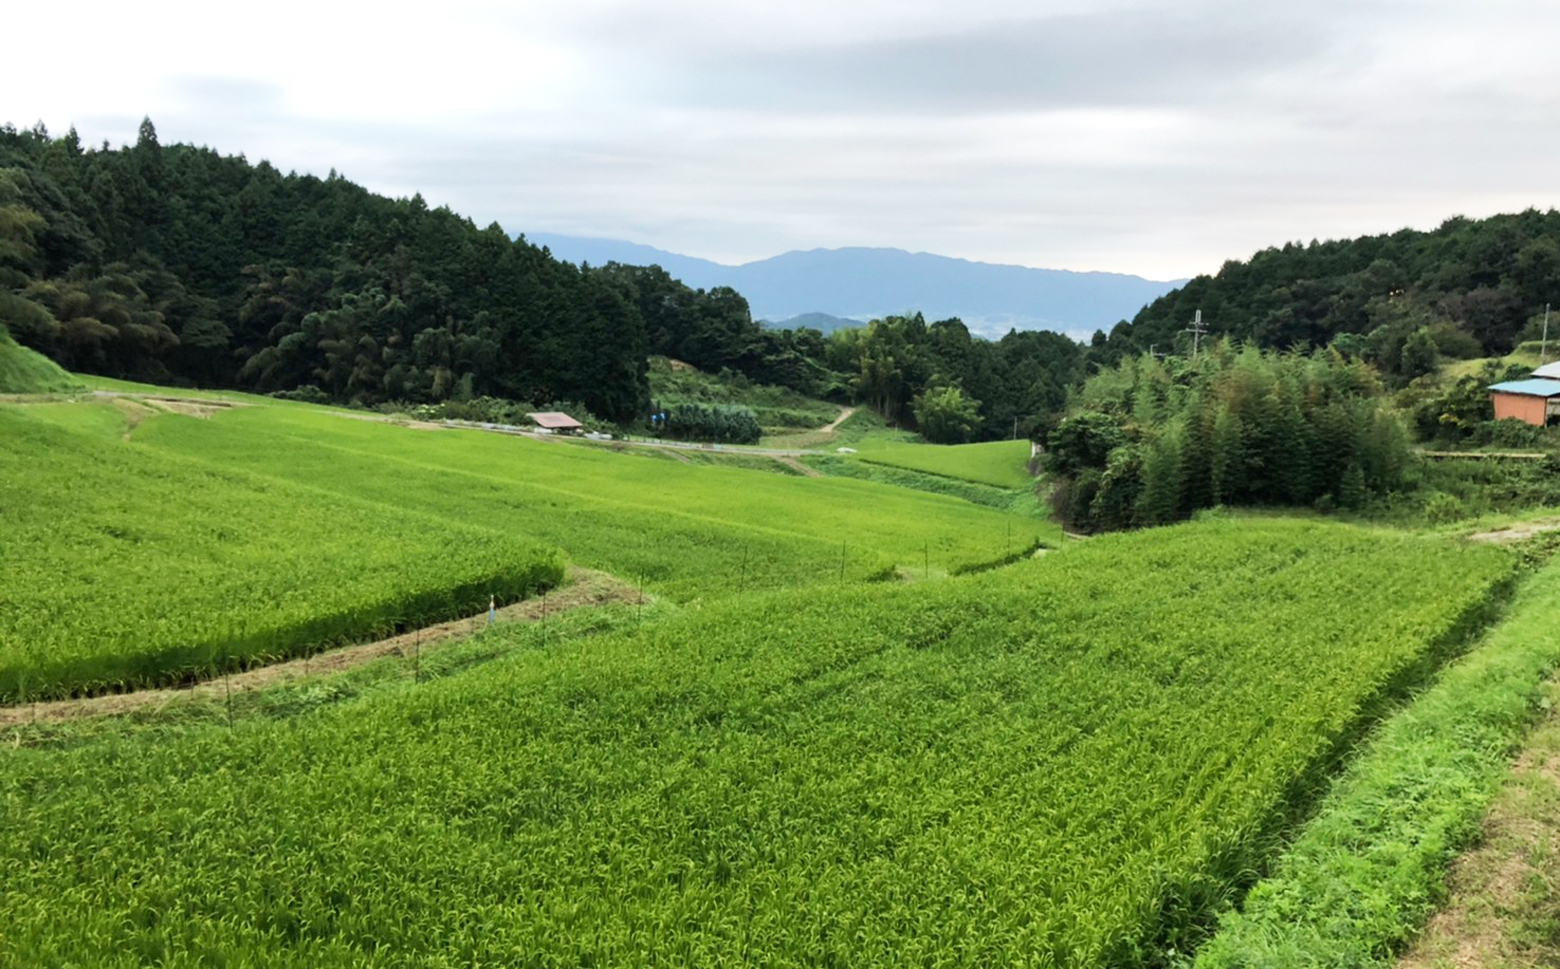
top-left (7, 0), bottom-right (1560, 279)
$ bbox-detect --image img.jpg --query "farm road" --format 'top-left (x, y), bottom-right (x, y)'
top-left (0, 567), bottom-right (640, 727)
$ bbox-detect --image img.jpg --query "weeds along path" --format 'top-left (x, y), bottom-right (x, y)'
top-left (1395, 683), bottom-right (1560, 969)
top-left (0, 567), bottom-right (640, 727)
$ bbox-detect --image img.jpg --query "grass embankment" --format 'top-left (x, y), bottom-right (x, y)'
top-left (0, 520), bottom-right (1513, 967)
top-left (0, 326), bottom-right (81, 394)
top-left (127, 402), bottom-right (1053, 596)
top-left (806, 455), bottom-right (1046, 519)
top-left (1195, 546), bottom-right (1560, 968)
top-left (0, 405), bottom-right (565, 701)
top-left (851, 437), bottom-right (1035, 489)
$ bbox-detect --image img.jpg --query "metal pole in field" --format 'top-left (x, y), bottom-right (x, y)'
top-left (839, 541), bottom-right (847, 582)
top-left (740, 546), bottom-right (749, 595)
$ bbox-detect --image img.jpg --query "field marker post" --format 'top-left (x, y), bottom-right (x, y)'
top-left (839, 541), bottom-right (847, 582)
top-left (740, 546), bottom-right (749, 595)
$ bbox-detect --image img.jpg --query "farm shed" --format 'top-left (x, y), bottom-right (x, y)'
top-left (1532, 361), bottom-right (1560, 380)
top-left (526, 411), bottom-right (584, 435)
top-left (1488, 378), bottom-right (1560, 426)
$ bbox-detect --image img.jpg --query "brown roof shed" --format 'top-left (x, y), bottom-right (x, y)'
top-left (527, 411), bottom-right (584, 433)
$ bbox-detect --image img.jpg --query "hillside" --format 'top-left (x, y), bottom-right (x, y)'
top-left (0, 122), bottom-right (768, 421)
top-left (0, 324), bottom-right (78, 393)
top-left (527, 233), bottom-right (1183, 337)
top-left (1099, 209), bottom-right (1560, 377)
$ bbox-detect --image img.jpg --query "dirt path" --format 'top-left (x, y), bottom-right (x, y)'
top-left (0, 567), bottom-right (641, 727)
top-left (1397, 678), bottom-right (1560, 969)
top-left (820, 406), bottom-right (857, 434)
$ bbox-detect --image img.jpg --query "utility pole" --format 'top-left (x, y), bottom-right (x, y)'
top-left (1184, 310), bottom-right (1210, 359)
top-left (1543, 303), bottom-right (1552, 364)
top-left (1012, 415), bottom-right (1019, 440)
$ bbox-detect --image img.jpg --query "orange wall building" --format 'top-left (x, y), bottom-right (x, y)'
top-left (1488, 379), bottom-right (1560, 426)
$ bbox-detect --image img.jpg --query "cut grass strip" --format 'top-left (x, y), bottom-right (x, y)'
top-left (1194, 551), bottom-right (1560, 969)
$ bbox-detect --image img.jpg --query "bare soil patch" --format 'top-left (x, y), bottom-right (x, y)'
top-left (820, 406), bottom-right (857, 434)
top-left (1468, 520), bottom-right (1560, 544)
top-left (0, 567), bottom-right (640, 727)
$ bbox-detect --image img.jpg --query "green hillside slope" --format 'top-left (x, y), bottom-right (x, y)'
top-left (0, 325), bottom-right (80, 393)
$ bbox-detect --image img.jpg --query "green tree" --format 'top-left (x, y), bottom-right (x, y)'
top-left (913, 385), bottom-right (981, 444)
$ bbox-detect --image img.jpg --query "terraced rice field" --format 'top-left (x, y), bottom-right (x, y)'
top-left (0, 518), bottom-right (1513, 967)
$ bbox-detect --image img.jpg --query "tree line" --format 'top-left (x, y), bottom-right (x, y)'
top-left (0, 120), bottom-right (778, 421)
top-left (1089, 209), bottom-right (1560, 382)
top-left (0, 120), bottom-right (1091, 438)
top-left (7, 117), bottom-right (1559, 450)
top-left (1046, 344), bottom-right (1412, 532)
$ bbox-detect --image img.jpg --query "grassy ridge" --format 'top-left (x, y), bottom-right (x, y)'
top-left (806, 454), bottom-right (1048, 518)
top-left (855, 438), bottom-right (1035, 489)
top-left (0, 405), bottom-right (564, 701)
top-left (0, 326), bottom-right (81, 393)
top-left (128, 404), bottom-right (1053, 597)
top-left (1194, 549), bottom-right (1560, 968)
top-left (0, 520), bottom-right (1513, 966)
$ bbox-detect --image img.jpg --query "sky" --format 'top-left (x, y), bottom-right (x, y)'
top-left (6, 0), bottom-right (1560, 280)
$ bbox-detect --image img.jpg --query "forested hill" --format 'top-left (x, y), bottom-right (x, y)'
top-left (1095, 210), bottom-right (1560, 375)
top-left (0, 120), bottom-right (798, 420)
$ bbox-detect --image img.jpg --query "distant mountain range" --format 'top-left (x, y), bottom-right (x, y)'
top-left (524, 233), bottom-right (1184, 339)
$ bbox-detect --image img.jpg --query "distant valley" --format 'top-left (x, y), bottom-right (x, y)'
top-left (524, 233), bottom-right (1184, 339)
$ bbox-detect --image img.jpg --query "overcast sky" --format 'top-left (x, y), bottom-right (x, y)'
top-left (6, 0), bottom-right (1559, 280)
